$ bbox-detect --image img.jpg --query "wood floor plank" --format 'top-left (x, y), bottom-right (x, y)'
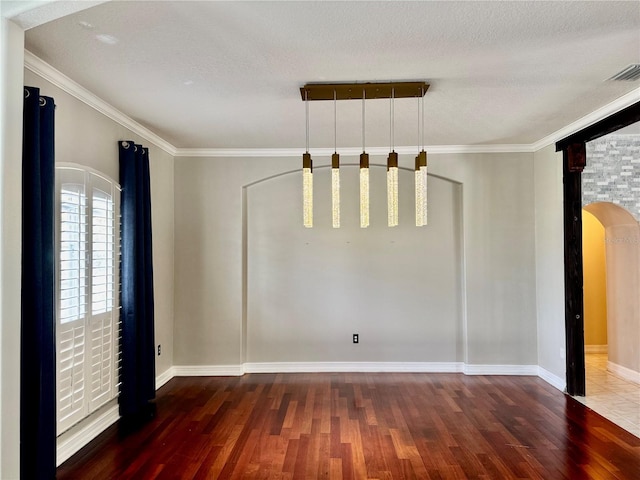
top-left (329, 458), bottom-right (342, 479)
top-left (57, 373), bottom-right (640, 479)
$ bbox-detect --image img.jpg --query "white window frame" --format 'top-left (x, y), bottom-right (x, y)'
top-left (55, 164), bottom-right (121, 435)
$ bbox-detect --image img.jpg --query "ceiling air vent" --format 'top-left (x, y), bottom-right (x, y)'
top-left (609, 64), bottom-right (640, 81)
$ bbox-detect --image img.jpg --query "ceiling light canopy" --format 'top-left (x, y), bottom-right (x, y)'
top-left (300, 82), bottom-right (429, 101)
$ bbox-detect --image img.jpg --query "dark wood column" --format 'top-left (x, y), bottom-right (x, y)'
top-left (562, 143), bottom-right (586, 396)
top-left (556, 102), bottom-right (639, 397)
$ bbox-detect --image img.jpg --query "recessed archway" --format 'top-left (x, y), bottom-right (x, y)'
top-left (583, 202), bottom-right (640, 383)
top-left (582, 209), bottom-right (607, 355)
top-left (240, 164), bottom-right (466, 368)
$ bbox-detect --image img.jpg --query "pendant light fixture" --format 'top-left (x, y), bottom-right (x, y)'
top-left (332, 91), bottom-right (340, 228)
top-left (300, 81), bottom-right (429, 228)
top-left (360, 89), bottom-right (370, 228)
top-left (415, 151), bottom-right (427, 226)
top-left (415, 88), bottom-right (428, 226)
top-left (303, 90), bottom-right (313, 228)
top-left (387, 88), bottom-right (398, 227)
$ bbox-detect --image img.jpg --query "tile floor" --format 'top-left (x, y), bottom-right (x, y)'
top-left (573, 353), bottom-right (640, 438)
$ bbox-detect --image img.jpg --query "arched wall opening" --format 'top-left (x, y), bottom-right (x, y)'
top-left (583, 202), bottom-right (640, 383)
top-left (241, 164), bottom-right (465, 366)
top-left (582, 209), bottom-right (607, 353)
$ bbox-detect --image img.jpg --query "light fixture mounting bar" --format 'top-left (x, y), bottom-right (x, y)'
top-left (300, 82), bottom-right (429, 101)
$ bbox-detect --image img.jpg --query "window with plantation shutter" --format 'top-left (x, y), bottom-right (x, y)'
top-left (56, 165), bottom-right (121, 435)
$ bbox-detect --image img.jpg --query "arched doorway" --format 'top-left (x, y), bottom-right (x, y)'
top-left (583, 202), bottom-right (640, 384)
top-left (582, 209), bottom-right (607, 356)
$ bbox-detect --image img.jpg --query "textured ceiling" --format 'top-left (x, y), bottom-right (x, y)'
top-left (24, 1), bottom-right (640, 149)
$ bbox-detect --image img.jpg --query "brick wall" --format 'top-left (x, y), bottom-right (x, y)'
top-left (583, 135), bottom-right (640, 220)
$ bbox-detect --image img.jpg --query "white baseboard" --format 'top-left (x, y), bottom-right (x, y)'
top-left (169, 362), bottom-right (540, 376)
top-left (607, 361), bottom-right (640, 385)
top-left (462, 364), bottom-right (539, 376)
top-left (537, 366), bottom-right (566, 392)
top-left (243, 362), bottom-right (464, 374)
top-left (56, 404), bottom-right (120, 467)
top-left (173, 364), bottom-right (244, 376)
top-left (156, 367), bottom-right (175, 390)
top-left (585, 345), bottom-right (608, 354)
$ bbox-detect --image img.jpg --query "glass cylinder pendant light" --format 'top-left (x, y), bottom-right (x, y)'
top-left (415, 89), bottom-right (428, 226)
top-left (415, 151), bottom-right (427, 226)
top-left (387, 89), bottom-right (398, 227)
top-left (303, 91), bottom-right (313, 228)
top-left (303, 153), bottom-right (313, 228)
top-left (360, 153), bottom-right (369, 228)
top-left (332, 153), bottom-right (340, 228)
top-left (415, 154), bottom-right (423, 226)
top-left (360, 90), bottom-right (369, 228)
top-left (388, 152), bottom-right (398, 227)
top-left (331, 91), bottom-right (340, 228)
top-left (421, 152), bottom-right (428, 225)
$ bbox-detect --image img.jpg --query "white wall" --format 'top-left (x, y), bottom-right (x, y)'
top-left (605, 223), bottom-right (640, 376)
top-left (0, 17), bottom-right (24, 480)
top-left (174, 151), bottom-right (538, 369)
top-left (247, 165), bottom-right (463, 363)
top-left (533, 144), bottom-right (566, 387)
top-left (23, 69), bottom-right (176, 379)
top-left (436, 153), bottom-right (538, 366)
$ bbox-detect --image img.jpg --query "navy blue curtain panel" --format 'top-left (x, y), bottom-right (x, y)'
top-left (21, 86), bottom-right (56, 479)
top-left (119, 141), bottom-right (156, 424)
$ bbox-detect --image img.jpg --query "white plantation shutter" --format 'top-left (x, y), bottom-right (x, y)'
top-left (92, 187), bottom-right (114, 315)
top-left (57, 323), bottom-right (86, 431)
top-left (57, 170), bottom-right (88, 433)
top-left (88, 177), bottom-right (120, 411)
top-left (59, 182), bottom-right (87, 324)
top-left (56, 166), bottom-right (121, 435)
top-left (88, 315), bottom-right (113, 409)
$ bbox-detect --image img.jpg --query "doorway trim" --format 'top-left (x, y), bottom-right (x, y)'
top-left (555, 101), bottom-right (640, 396)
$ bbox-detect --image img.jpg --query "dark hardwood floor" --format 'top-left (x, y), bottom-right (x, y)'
top-left (57, 373), bottom-right (640, 479)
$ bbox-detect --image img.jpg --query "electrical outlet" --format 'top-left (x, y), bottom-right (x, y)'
top-left (158, 344), bottom-right (161, 356)
top-left (353, 334), bottom-right (359, 344)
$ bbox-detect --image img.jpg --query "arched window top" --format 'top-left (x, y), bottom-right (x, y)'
top-left (56, 163), bottom-right (121, 191)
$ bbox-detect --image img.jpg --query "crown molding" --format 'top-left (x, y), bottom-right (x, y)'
top-left (531, 87), bottom-right (640, 152)
top-left (24, 50), bottom-right (177, 156)
top-left (24, 51), bottom-right (639, 159)
top-left (174, 143), bottom-right (535, 158)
